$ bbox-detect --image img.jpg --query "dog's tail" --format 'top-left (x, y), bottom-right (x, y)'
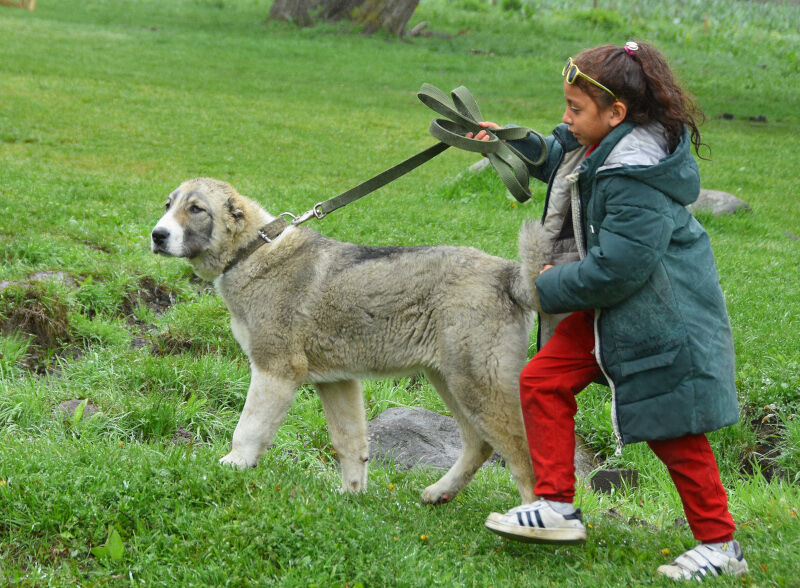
top-left (512, 219), bottom-right (548, 312)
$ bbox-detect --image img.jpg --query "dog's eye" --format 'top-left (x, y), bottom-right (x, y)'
top-left (164, 201), bottom-right (171, 211)
top-left (189, 204), bottom-right (204, 214)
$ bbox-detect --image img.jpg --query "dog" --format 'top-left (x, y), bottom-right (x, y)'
top-left (151, 177), bottom-right (545, 504)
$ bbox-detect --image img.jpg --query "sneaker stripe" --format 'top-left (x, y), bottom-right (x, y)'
top-left (697, 547), bottom-right (725, 576)
top-left (526, 510), bottom-right (535, 527)
top-left (534, 509), bottom-right (545, 529)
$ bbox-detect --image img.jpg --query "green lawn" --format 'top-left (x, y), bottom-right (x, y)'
top-left (1, 0), bottom-right (799, 585)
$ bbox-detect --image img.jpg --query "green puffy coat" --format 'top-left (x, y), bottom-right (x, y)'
top-left (513, 121), bottom-right (739, 446)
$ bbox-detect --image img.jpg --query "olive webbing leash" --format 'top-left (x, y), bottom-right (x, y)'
top-left (223, 84), bottom-right (547, 273)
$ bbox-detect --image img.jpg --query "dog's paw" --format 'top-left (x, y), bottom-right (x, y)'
top-left (338, 479), bottom-right (366, 493)
top-left (219, 452), bottom-right (253, 470)
top-left (421, 486), bottom-right (455, 505)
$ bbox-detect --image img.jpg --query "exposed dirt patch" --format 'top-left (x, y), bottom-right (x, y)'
top-left (1, 284), bottom-right (74, 373)
top-left (121, 276), bottom-right (177, 319)
top-left (149, 330), bottom-right (197, 356)
top-left (120, 276), bottom-right (182, 352)
top-left (740, 407), bottom-right (784, 481)
top-left (171, 426), bottom-right (202, 446)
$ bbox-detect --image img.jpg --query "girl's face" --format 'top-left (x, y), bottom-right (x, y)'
top-left (562, 81), bottom-right (622, 147)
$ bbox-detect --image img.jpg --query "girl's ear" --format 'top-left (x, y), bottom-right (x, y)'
top-left (609, 101), bottom-right (627, 128)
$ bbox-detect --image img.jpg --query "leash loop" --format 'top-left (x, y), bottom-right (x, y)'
top-left (417, 83), bottom-right (547, 203)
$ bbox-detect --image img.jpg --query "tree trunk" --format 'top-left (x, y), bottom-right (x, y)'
top-left (269, 0), bottom-right (313, 27)
top-left (269, 0), bottom-right (420, 36)
top-left (351, 0), bottom-right (420, 36)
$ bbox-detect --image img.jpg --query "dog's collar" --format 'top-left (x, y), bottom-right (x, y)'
top-left (223, 216), bottom-right (288, 274)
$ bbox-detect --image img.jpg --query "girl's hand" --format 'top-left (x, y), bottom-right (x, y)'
top-left (466, 121), bottom-right (501, 142)
top-left (539, 264), bottom-right (554, 275)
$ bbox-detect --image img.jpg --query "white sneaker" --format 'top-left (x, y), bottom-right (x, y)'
top-left (657, 540), bottom-right (748, 581)
top-left (484, 499), bottom-right (587, 544)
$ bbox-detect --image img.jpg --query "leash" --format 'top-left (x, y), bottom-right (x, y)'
top-left (224, 84), bottom-right (547, 273)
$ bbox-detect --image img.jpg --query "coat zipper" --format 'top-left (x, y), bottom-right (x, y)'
top-left (566, 172), bottom-right (587, 260)
top-left (593, 309), bottom-right (623, 455)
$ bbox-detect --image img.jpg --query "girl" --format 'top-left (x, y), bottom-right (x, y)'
top-left (470, 42), bottom-right (748, 581)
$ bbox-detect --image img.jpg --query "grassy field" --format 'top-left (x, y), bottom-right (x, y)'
top-left (1, 0), bottom-right (799, 585)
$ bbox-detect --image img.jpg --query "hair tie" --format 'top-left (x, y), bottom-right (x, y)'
top-left (624, 41), bottom-right (639, 56)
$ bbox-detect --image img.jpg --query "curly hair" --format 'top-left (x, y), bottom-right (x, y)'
top-left (571, 42), bottom-right (708, 158)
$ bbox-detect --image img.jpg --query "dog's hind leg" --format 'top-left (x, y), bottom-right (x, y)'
top-left (419, 369), bottom-right (494, 505)
top-left (316, 380), bottom-right (369, 493)
top-left (461, 373), bottom-right (537, 505)
top-left (220, 366), bottom-right (298, 469)
top-left (476, 402), bottom-right (536, 504)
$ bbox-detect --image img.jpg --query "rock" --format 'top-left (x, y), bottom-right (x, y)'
top-left (0, 272), bottom-right (78, 294)
top-left (367, 406), bottom-right (598, 477)
top-left (468, 157), bottom-right (491, 173)
top-left (28, 271), bottom-right (78, 288)
top-left (688, 189), bottom-right (751, 216)
top-left (368, 407), bottom-right (474, 471)
top-left (590, 468), bottom-right (639, 494)
top-left (56, 399), bottom-right (99, 421)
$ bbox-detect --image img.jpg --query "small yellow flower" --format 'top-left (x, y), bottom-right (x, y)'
top-left (388, 483), bottom-right (395, 490)
top-left (118, 441), bottom-right (124, 447)
top-left (661, 548), bottom-right (671, 556)
top-left (393, 536), bottom-right (398, 541)
top-left (587, 523), bottom-right (593, 529)
top-left (0, 480), bottom-right (6, 486)
top-left (420, 534), bottom-right (429, 542)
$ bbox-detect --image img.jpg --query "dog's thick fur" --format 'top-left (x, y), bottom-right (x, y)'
top-left (151, 178), bottom-right (546, 504)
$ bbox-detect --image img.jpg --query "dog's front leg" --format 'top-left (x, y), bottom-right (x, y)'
top-left (316, 380), bottom-right (369, 493)
top-left (220, 366), bottom-right (297, 469)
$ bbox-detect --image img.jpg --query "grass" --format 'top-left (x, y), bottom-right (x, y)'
top-left (1, 0), bottom-right (799, 585)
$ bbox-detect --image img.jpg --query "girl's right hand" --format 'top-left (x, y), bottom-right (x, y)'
top-left (466, 121), bottom-right (501, 141)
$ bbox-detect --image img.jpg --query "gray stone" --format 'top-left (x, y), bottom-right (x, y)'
top-left (56, 399), bottom-right (99, 421)
top-left (590, 468), bottom-right (639, 494)
top-left (0, 272), bottom-right (78, 294)
top-left (468, 157), bottom-right (491, 173)
top-left (688, 189), bottom-right (751, 216)
top-left (29, 271), bottom-right (78, 288)
top-left (367, 406), bottom-right (598, 478)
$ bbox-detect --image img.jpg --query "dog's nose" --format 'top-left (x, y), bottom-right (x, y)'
top-left (151, 227), bottom-right (169, 246)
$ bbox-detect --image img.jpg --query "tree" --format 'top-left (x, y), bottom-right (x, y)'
top-left (269, 0), bottom-right (420, 36)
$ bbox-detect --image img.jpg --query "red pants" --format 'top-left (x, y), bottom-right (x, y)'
top-left (519, 310), bottom-right (736, 543)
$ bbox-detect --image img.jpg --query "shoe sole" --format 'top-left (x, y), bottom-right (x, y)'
top-left (485, 514), bottom-right (587, 544)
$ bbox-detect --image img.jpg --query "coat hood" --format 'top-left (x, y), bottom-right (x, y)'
top-left (556, 122), bottom-right (701, 207)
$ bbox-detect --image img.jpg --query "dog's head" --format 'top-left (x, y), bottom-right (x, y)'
top-left (151, 178), bottom-right (270, 279)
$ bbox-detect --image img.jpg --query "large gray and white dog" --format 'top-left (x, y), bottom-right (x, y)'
top-left (151, 177), bottom-right (545, 504)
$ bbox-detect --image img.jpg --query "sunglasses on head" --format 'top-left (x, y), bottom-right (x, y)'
top-left (562, 57), bottom-right (618, 101)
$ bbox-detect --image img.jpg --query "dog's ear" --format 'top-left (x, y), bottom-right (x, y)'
top-left (225, 196), bottom-right (246, 232)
